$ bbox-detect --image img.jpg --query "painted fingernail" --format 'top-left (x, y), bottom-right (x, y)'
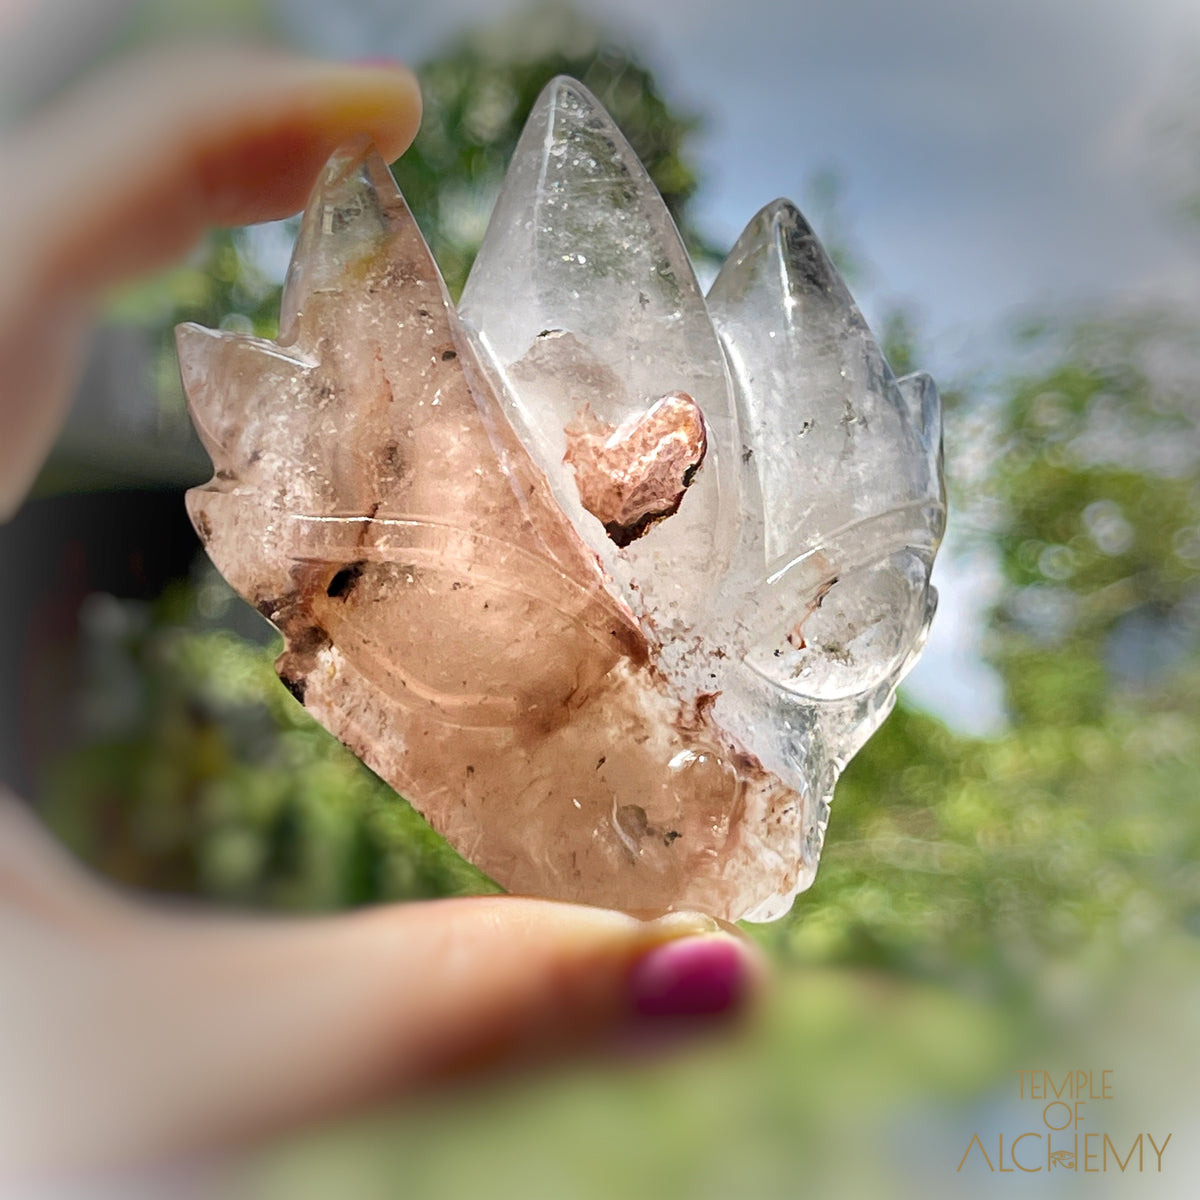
top-left (627, 934), bottom-right (752, 1021)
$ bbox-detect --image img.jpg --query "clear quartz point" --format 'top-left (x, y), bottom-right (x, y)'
top-left (705, 199), bottom-right (945, 918)
top-left (178, 81), bottom-right (944, 923)
top-left (459, 76), bottom-right (741, 633)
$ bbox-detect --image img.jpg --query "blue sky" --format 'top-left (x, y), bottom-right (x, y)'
top-left (278, 0), bottom-right (1200, 733)
top-left (8, 0), bottom-right (1200, 733)
top-left (280, 0), bottom-right (1200, 371)
top-left (8, 0), bottom-right (1199, 362)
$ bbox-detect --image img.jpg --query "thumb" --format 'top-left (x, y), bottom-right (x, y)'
top-left (7, 889), bottom-right (762, 1175)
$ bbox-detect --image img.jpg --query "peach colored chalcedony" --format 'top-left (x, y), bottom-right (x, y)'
top-left (179, 79), bottom-right (944, 922)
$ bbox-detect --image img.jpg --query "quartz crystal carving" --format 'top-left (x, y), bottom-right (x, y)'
top-left (178, 78), bottom-right (944, 922)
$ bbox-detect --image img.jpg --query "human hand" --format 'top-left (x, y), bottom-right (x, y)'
top-left (0, 47), bottom-right (762, 1181)
top-left (0, 44), bottom-right (424, 519)
top-left (0, 793), bottom-right (752, 1178)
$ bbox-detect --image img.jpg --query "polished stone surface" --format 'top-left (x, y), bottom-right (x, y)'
top-left (179, 80), bottom-right (944, 921)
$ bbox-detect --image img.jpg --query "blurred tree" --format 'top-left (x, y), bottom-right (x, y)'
top-left (41, 4), bottom-right (719, 907)
top-left (753, 301), bottom-right (1200, 996)
top-left (986, 312), bottom-right (1200, 723)
top-left (390, 3), bottom-right (720, 296)
top-left (90, 4), bottom-right (717, 478)
top-left (41, 567), bottom-right (498, 907)
top-left (40, 5), bottom-right (1200, 1001)
top-left (136, 2), bottom-right (715, 336)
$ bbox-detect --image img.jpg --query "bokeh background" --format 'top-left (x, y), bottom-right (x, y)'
top-left (2, 1), bottom-right (1199, 1196)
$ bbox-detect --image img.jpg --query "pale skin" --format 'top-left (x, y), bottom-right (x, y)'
top-left (0, 48), bottom-right (762, 1180)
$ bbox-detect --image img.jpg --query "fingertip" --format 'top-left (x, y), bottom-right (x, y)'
top-left (625, 931), bottom-right (764, 1024)
top-left (310, 59), bottom-right (423, 164)
top-left (184, 57), bottom-right (422, 228)
top-left (14, 46), bottom-right (426, 289)
top-left (340, 900), bottom-right (762, 1085)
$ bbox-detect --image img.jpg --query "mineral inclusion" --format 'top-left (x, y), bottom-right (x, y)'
top-left (178, 78), bottom-right (945, 922)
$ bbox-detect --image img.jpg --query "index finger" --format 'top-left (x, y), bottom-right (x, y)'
top-left (7, 47), bottom-right (423, 295)
top-left (0, 47), bottom-right (421, 519)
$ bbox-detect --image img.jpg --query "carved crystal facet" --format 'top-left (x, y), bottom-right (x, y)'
top-left (179, 80), bottom-right (944, 922)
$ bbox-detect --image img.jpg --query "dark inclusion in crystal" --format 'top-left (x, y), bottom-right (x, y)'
top-left (178, 79), bottom-right (944, 922)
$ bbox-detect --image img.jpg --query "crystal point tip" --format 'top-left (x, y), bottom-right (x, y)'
top-left (178, 77), bottom-right (946, 928)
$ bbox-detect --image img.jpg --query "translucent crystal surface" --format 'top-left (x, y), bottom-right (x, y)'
top-left (459, 77), bottom-right (740, 633)
top-left (179, 81), bottom-right (944, 922)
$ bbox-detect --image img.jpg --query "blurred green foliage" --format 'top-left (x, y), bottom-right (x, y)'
top-left (43, 576), bottom-right (497, 909)
top-left (104, 5), bottom-right (713, 450)
top-left (754, 307), bottom-right (1200, 993)
top-left (43, 8), bottom-right (1200, 1013)
top-left (237, 963), bottom-right (1024, 1200)
top-left (390, 4), bottom-right (719, 296)
top-left (48, 5), bottom-right (715, 913)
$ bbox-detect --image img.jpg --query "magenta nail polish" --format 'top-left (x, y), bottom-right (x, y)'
top-left (628, 936), bottom-right (749, 1021)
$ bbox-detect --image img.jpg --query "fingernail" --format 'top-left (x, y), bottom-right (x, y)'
top-left (639, 911), bottom-right (723, 942)
top-left (627, 934), bottom-right (751, 1022)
